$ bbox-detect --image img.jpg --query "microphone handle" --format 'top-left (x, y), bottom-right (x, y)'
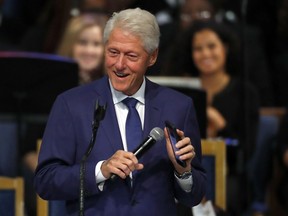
top-left (110, 136), bottom-right (156, 180)
top-left (133, 136), bottom-right (155, 158)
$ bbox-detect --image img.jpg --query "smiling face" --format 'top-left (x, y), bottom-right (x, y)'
top-left (192, 29), bottom-right (227, 76)
top-left (73, 25), bottom-right (104, 73)
top-left (105, 28), bottom-right (158, 95)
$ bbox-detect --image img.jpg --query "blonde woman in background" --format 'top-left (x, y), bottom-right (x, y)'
top-left (57, 11), bottom-right (108, 84)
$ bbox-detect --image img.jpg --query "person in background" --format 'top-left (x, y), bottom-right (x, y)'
top-left (163, 0), bottom-right (273, 107)
top-left (175, 20), bottom-right (260, 215)
top-left (57, 11), bottom-right (108, 84)
top-left (161, 0), bottom-right (225, 77)
top-left (179, 0), bottom-right (216, 30)
top-left (34, 8), bottom-right (206, 216)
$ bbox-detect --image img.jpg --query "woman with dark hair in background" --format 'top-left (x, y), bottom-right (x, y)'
top-left (168, 20), bottom-right (260, 215)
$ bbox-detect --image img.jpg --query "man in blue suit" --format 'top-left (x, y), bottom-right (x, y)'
top-left (34, 8), bottom-right (206, 216)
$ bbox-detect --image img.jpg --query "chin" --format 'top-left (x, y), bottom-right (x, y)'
top-left (110, 81), bottom-right (125, 92)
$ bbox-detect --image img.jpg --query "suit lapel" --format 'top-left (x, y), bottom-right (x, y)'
top-left (93, 76), bottom-right (124, 152)
top-left (143, 78), bottom-right (162, 136)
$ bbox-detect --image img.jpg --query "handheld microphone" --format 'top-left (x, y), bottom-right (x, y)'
top-left (133, 127), bottom-right (164, 158)
top-left (110, 127), bottom-right (164, 180)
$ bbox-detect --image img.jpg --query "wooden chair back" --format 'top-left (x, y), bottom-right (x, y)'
top-left (0, 176), bottom-right (24, 216)
top-left (36, 139), bottom-right (66, 216)
top-left (201, 139), bottom-right (227, 210)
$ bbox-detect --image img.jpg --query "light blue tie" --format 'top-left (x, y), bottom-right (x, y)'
top-left (122, 97), bottom-right (143, 152)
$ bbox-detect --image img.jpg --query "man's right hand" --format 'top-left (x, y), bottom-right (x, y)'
top-left (101, 150), bottom-right (144, 179)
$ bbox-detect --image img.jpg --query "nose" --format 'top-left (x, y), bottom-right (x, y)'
top-left (86, 43), bottom-right (98, 54)
top-left (200, 47), bottom-right (211, 57)
top-left (115, 54), bottom-right (126, 70)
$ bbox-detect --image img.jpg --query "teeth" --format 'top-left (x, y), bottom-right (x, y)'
top-left (115, 72), bottom-right (126, 77)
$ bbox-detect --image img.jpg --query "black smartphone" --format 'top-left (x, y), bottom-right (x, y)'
top-left (165, 120), bottom-right (186, 167)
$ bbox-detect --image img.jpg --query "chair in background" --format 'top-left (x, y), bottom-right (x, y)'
top-left (178, 139), bottom-right (227, 216)
top-left (36, 139), bottom-right (66, 216)
top-left (201, 139), bottom-right (227, 211)
top-left (37, 196), bottom-right (66, 216)
top-left (0, 176), bottom-right (24, 216)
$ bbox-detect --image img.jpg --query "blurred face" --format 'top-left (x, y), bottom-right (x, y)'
top-left (192, 29), bottom-right (227, 75)
top-left (180, 0), bottom-right (213, 29)
top-left (105, 28), bottom-right (158, 96)
top-left (73, 25), bottom-right (104, 73)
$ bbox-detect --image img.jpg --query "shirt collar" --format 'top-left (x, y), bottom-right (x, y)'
top-left (109, 78), bottom-right (146, 105)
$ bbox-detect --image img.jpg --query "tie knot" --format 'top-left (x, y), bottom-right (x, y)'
top-left (122, 97), bottom-right (138, 108)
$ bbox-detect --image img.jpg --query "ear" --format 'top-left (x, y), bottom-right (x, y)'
top-left (148, 48), bottom-right (159, 67)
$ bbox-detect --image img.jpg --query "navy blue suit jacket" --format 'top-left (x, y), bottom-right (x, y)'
top-left (34, 76), bottom-right (206, 216)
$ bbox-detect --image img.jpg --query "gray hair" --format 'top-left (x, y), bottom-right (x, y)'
top-left (103, 8), bottom-right (160, 54)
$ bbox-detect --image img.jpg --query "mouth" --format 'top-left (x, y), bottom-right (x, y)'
top-left (114, 71), bottom-right (129, 78)
top-left (201, 58), bottom-right (213, 65)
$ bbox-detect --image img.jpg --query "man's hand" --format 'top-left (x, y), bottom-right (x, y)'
top-left (101, 150), bottom-right (144, 179)
top-left (164, 128), bottom-right (195, 174)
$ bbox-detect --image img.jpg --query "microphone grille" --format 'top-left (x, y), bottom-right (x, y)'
top-left (150, 127), bottom-right (164, 141)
